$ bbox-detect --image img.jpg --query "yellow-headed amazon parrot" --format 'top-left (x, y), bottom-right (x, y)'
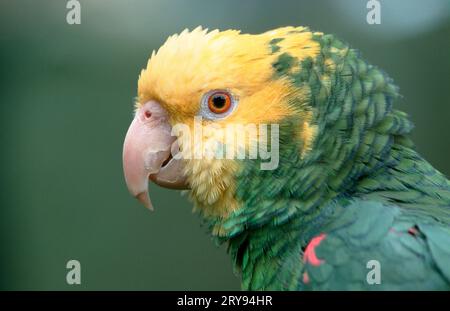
top-left (122, 27), bottom-right (450, 290)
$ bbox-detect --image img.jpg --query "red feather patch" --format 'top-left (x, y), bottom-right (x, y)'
top-left (303, 233), bottom-right (326, 266)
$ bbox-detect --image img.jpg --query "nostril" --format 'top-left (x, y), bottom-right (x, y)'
top-left (144, 110), bottom-right (152, 119)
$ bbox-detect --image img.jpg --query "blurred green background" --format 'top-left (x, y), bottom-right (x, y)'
top-left (0, 0), bottom-right (449, 290)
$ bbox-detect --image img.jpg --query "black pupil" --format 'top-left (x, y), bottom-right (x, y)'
top-left (212, 95), bottom-right (226, 109)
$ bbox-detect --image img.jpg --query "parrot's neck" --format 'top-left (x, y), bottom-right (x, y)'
top-left (209, 31), bottom-right (410, 239)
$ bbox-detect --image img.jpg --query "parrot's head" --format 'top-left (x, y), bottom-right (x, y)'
top-left (123, 26), bottom-right (402, 237)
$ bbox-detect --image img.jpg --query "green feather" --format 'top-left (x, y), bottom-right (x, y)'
top-left (207, 28), bottom-right (450, 290)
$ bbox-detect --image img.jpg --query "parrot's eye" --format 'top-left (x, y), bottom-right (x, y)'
top-left (208, 91), bottom-right (231, 114)
top-left (200, 90), bottom-right (237, 120)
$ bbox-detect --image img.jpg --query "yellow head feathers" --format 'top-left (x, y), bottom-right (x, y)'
top-left (136, 26), bottom-right (322, 217)
top-left (137, 26), bottom-right (321, 126)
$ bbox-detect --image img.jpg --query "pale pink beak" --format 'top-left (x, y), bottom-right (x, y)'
top-left (122, 101), bottom-right (188, 210)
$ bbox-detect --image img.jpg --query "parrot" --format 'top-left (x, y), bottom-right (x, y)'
top-left (122, 26), bottom-right (450, 290)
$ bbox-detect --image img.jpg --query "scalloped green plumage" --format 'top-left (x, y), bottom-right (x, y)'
top-left (209, 28), bottom-right (450, 290)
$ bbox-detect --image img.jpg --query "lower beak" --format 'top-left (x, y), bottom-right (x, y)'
top-left (122, 101), bottom-right (189, 210)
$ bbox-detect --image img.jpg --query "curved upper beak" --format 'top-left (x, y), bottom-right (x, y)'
top-left (122, 101), bottom-right (189, 210)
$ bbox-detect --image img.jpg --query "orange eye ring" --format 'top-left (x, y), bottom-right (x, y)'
top-left (207, 91), bottom-right (232, 114)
